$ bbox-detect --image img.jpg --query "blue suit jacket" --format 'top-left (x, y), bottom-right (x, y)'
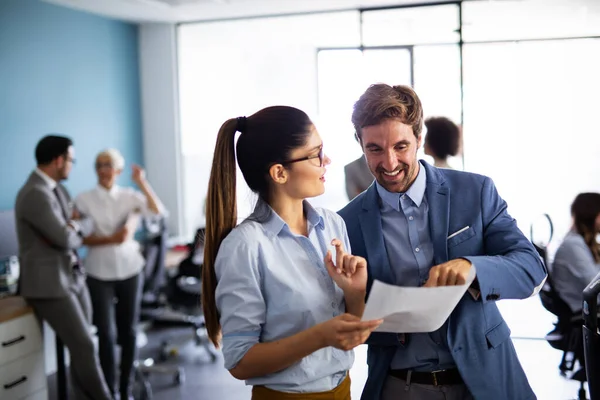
top-left (338, 162), bottom-right (546, 400)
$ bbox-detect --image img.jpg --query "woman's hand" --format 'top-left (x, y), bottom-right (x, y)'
top-left (315, 313), bottom-right (381, 351)
top-left (324, 239), bottom-right (368, 296)
top-left (132, 164), bottom-right (146, 186)
top-left (110, 226), bottom-right (129, 244)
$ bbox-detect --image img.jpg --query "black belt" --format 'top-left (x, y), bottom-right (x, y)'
top-left (389, 368), bottom-right (464, 386)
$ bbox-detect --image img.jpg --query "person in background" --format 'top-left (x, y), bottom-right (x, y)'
top-left (344, 155), bottom-right (374, 200)
top-left (75, 149), bottom-right (165, 400)
top-left (338, 84), bottom-right (547, 400)
top-left (15, 135), bottom-right (112, 400)
top-left (202, 106), bottom-right (382, 399)
top-left (423, 116), bottom-right (461, 169)
top-left (552, 192), bottom-right (600, 313)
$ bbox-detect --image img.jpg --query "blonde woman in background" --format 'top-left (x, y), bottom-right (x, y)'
top-left (75, 149), bottom-right (165, 400)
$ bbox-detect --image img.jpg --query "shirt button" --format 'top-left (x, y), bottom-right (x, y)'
top-left (415, 247), bottom-right (420, 252)
top-left (408, 216), bottom-right (414, 221)
top-left (401, 195), bottom-right (406, 200)
top-left (331, 301), bottom-right (336, 308)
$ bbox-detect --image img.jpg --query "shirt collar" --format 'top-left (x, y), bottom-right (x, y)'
top-left (96, 184), bottom-right (120, 198)
top-left (259, 198), bottom-right (324, 237)
top-left (34, 168), bottom-right (57, 190)
top-left (375, 161), bottom-right (427, 212)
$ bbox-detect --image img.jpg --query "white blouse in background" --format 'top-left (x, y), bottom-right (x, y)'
top-left (75, 185), bottom-right (162, 281)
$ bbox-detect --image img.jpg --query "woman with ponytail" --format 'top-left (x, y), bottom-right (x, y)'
top-left (201, 106), bottom-right (381, 399)
top-left (552, 192), bottom-right (600, 313)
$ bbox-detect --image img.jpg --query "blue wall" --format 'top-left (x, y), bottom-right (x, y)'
top-left (0, 0), bottom-right (142, 210)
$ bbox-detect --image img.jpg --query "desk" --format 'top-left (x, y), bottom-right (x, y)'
top-left (0, 296), bottom-right (48, 400)
top-left (0, 296), bottom-right (33, 323)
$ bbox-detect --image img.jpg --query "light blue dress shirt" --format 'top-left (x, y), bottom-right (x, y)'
top-left (376, 162), bottom-right (456, 371)
top-left (214, 199), bottom-right (353, 393)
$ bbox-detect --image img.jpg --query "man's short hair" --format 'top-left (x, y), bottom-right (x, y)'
top-left (424, 117), bottom-right (461, 159)
top-left (35, 135), bottom-right (73, 165)
top-left (352, 84), bottom-right (424, 141)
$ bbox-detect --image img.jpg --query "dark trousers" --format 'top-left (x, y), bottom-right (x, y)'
top-left (381, 375), bottom-right (474, 400)
top-left (87, 273), bottom-right (143, 397)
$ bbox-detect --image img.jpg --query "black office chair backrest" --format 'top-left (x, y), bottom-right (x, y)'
top-left (529, 213), bottom-right (553, 262)
top-left (582, 271), bottom-right (600, 398)
top-left (531, 213), bottom-right (587, 383)
top-left (529, 215), bottom-right (573, 326)
top-left (530, 213), bottom-right (555, 297)
top-left (142, 216), bottom-right (168, 293)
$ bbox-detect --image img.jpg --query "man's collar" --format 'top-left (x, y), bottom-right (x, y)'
top-left (375, 161), bottom-right (426, 211)
top-left (34, 168), bottom-right (57, 190)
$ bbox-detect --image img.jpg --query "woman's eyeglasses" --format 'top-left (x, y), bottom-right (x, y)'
top-left (283, 147), bottom-right (324, 167)
top-left (95, 162), bottom-right (115, 170)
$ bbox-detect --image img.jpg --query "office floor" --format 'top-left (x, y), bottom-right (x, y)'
top-left (48, 297), bottom-right (589, 400)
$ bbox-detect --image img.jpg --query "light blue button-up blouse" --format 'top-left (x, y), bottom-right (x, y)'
top-left (214, 199), bottom-right (354, 393)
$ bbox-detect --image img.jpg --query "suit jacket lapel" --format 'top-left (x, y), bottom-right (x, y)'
top-left (358, 184), bottom-right (395, 285)
top-left (423, 163), bottom-right (450, 265)
top-left (30, 172), bottom-right (69, 222)
top-left (53, 186), bottom-right (70, 222)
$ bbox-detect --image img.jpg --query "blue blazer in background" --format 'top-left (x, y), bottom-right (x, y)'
top-left (338, 161), bottom-right (547, 400)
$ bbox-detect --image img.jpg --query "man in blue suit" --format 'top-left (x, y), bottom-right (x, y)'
top-left (338, 84), bottom-right (547, 400)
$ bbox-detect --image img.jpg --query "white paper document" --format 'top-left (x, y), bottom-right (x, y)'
top-left (362, 266), bottom-right (476, 333)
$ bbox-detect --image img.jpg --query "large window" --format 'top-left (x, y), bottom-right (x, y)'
top-left (178, 11), bottom-right (360, 235)
top-left (316, 48), bottom-right (413, 210)
top-left (462, 38), bottom-right (600, 242)
top-left (178, 5), bottom-right (464, 230)
top-left (176, 0), bottom-right (600, 344)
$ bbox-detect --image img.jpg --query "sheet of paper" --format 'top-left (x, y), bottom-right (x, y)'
top-left (362, 266), bottom-right (476, 333)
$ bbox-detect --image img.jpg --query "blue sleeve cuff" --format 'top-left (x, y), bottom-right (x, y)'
top-left (222, 332), bottom-right (260, 370)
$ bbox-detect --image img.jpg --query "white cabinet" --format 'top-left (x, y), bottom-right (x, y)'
top-left (0, 314), bottom-right (42, 365)
top-left (0, 298), bottom-right (47, 400)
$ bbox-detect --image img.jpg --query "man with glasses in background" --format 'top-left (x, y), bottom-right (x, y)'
top-left (15, 135), bottom-right (112, 400)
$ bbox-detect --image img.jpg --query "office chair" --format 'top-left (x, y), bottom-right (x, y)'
top-left (135, 216), bottom-right (185, 389)
top-left (137, 224), bottom-right (216, 389)
top-left (154, 227), bottom-right (217, 363)
top-left (582, 271), bottom-right (600, 400)
top-left (531, 214), bottom-right (589, 399)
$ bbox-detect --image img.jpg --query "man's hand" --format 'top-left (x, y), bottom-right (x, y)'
top-left (324, 239), bottom-right (368, 296)
top-left (132, 164), bottom-right (146, 186)
top-left (424, 258), bottom-right (473, 287)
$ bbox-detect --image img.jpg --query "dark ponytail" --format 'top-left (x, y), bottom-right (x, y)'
top-left (202, 118), bottom-right (238, 347)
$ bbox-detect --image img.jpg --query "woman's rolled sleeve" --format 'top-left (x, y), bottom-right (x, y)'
top-left (221, 334), bottom-right (260, 370)
top-left (215, 234), bottom-right (266, 370)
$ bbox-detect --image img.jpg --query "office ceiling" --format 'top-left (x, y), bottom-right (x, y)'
top-left (41, 0), bottom-right (456, 23)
